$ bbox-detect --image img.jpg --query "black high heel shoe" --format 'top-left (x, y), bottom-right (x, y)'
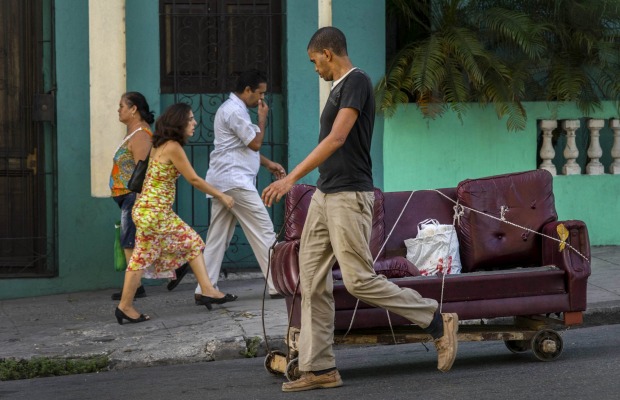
top-left (115, 307), bottom-right (150, 325)
top-left (195, 295), bottom-right (214, 310)
top-left (195, 293), bottom-right (238, 308)
top-left (167, 263), bottom-right (189, 291)
top-left (212, 293), bottom-right (238, 304)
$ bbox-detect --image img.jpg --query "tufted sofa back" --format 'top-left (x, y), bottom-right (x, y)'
top-left (456, 169), bottom-right (558, 272)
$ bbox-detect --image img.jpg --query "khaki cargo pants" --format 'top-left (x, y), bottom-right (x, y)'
top-left (298, 189), bottom-right (438, 371)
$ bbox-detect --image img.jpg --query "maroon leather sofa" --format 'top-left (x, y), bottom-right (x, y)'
top-left (270, 170), bottom-right (591, 331)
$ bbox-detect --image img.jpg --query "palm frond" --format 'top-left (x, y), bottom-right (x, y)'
top-left (480, 7), bottom-right (547, 59)
top-left (377, 0), bottom-right (620, 132)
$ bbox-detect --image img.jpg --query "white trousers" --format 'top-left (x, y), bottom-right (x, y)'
top-left (195, 188), bottom-right (277, 295)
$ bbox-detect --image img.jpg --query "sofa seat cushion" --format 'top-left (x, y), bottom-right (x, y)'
top-left (456, 170), bottom-right (558, 272)
top-left (333, 256), bottom-right (419, 280)
top-left (332, 266), bottom-right (565, 309)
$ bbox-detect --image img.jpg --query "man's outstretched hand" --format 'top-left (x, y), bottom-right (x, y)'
top-left (262, 177), bottom-right (294, 207)
top-left (266, 161), bottom-right (287, 180)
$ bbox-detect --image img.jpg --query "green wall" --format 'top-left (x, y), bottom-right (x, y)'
top-left (0, 0), bottom-right (122, 299)
top-left (0, 0), bottom-right (164, 299)
top-left (284, 0), bottom-right (386, 188)
top-left (126, 0), bottom-right (161, 115)
top-left (384, 101), bottom-right (620, 245)
top-left (0, 0), bottom-right (388, 299)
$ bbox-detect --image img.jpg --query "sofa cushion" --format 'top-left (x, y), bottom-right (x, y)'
top-left (332, 256), bottom-right (419, 280)
top-left (332, 265), bottom-right (565, 310)
top-left (456, 170), bottom-right (558, 272)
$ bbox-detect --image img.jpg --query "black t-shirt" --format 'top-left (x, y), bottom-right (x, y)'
top-left (317, 69), bottom-right (374, 193)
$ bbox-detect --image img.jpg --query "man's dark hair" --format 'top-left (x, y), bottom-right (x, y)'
top-left (307, 26), bottom-right (348, 56)
top-left (234, 69), bottom-right (267, 93)
top-left (153, 102), bottom-right (193, 147)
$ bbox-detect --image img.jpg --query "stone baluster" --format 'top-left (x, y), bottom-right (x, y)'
top-left (610, 119), bottom-right (620, 175)
top-left (585, 119), bottom-right (605, 175)
top-left (562, 120), bottom-right (581, 175)
top-left (538, 120), bottom-right (557, 176)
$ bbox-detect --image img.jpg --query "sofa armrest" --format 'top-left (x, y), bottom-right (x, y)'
top-left (271, 240), bottom-right (301, 297)
top-left (541, 220), bottom-right (591, 310)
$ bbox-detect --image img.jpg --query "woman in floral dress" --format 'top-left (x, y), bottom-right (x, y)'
top-left (115, 103), bottom-right (236, 324)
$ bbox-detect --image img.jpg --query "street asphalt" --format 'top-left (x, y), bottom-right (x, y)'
top-left (1, 246), bottom-right (619, 370)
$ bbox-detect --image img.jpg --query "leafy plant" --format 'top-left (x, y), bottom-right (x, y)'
top-left (240, 336), bottom-right (262, 358)
top-left (0, 356), bottom-right (109, 381)
top-left (377, 0), bottom-right (620, 131)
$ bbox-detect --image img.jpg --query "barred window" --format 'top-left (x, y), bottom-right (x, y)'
top-left (159, 0), bottom-right (282, 94)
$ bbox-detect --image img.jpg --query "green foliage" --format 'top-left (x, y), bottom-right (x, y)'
top-left (240, 336), bottom-right (262, 358)
top-left (378, 0), bottom-right (620, 131)
top-left (0, 356), bottom-right (109, 381)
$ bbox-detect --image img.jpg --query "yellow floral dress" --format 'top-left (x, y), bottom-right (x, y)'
top-left (128, 157), bottom-right (204, 279)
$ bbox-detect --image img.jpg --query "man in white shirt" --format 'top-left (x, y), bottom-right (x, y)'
top-left (190, 69), bottom-right (286, 299)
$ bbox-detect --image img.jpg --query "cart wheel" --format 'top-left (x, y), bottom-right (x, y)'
top-left (504, 340), bottom-right (531, 353)
top-left (264, 350), bottom-right (287, 375)
top-left (530, 329), bottom-right (563, 361)
top-left (285, 357), bottom-right (301, 381)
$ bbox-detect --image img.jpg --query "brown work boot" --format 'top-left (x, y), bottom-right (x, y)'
top-left (281, 370), bottom-right (343, 392)
top-left (434, 313), bottom-right (458, 372)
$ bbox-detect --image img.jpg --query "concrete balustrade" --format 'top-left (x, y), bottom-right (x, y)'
top-left (539, 118), bottom-right (619, 176)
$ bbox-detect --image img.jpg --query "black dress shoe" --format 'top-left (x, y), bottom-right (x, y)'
top-left (115, 307), bottom-right (150, 325)
top-left (167, 263), bottom-right (190, 291)
top-left (211, 293), bottom-right (238, 304)
top-left (269, 293), bottom-right (284, 299)
top-left (194, 293), bottom-right (238, 306)
top-left (111, 285), bottom-right (146, 301)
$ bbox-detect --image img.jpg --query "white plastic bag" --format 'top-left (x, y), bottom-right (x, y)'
top-left (405, 219), bottom-right (462, 276)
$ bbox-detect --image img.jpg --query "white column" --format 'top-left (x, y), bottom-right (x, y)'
top-left (562, 119), bottom-right (581, 175)
top-left (610, 118), bottom-right (620, 174)
top-left (89, 0), bottom-right (126, 197)
top-left (318, 0), bottom-right (332, 114)
top-left (586, 119), bottom-right (605, 175)
top-left (538, 120), bottom-right (557, 176)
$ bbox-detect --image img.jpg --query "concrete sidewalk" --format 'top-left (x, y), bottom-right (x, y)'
top-left (1, 246), bottom-right (619, 369)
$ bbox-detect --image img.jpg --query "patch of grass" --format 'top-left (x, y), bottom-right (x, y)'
top-left (0, 356), bottom-right (110, 381)
top-left (240, 336), bottom-right (262, 358)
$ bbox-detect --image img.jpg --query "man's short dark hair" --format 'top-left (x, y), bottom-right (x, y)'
top-left (234, 69), bottom-right (267, 93)
top-left (307, 26), bottom-right (348, 56)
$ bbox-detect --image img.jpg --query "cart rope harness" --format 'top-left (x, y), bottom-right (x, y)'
top-left (343, 189), bottom-right (589, 344)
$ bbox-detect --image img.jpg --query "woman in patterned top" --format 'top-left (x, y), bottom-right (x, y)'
top-left (109, 92), bottom-right (154, 301)
top-left (115, 102), bottom-right (237, 324)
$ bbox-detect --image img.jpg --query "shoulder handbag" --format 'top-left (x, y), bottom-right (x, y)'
top-left (127, 153), bottom-right (149, 193)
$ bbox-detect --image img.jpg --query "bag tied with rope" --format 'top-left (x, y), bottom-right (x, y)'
top-left (404, 218), bottom-right (462, 276)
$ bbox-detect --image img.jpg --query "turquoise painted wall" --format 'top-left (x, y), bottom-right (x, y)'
top-left (285, 0), bottom-right (319, 185)
top-left (0, 0), bottom-right (123, 299)
top-left (285, 0), bottom-right (386, 188)
top-left (126, 0), bottom-right (161, 116)
top-left (0, 0), bottom-right (388, 299)
top-left (384, 101), bottom-right (620, 245)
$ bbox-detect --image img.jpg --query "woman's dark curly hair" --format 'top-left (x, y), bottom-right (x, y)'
top-left (152, 102), bottom-right (192, 148)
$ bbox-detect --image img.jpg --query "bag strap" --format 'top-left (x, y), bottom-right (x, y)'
top-left (113, 127), bottom-right (144, 157)
top-left (417, 218), bottom-right (440, 231)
